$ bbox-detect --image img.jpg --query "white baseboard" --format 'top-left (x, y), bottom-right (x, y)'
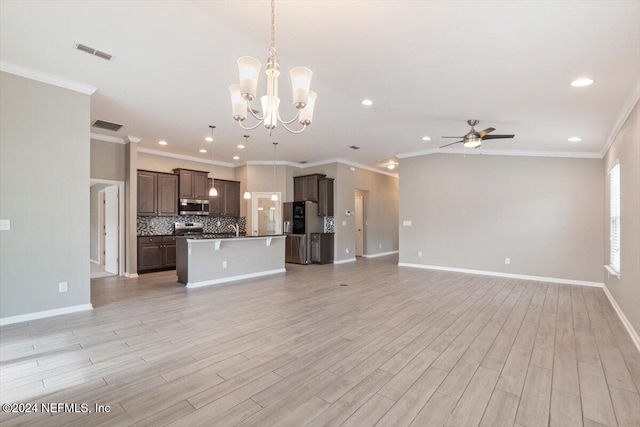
top-left (186, 268), bottom-right (286, 289)
top-left (0, 304), bottom-right (93, 326)
top-left (602, 284), bottom-right (640, 353)
top-left (124, 272), bottom-right (139, 278)
top-left (90, 259), bottom-right (99, 265)
top-left (397, 263), bottom-right (604, 288)
top-left (362, 251), bottom-right (399, 259)
top-left (334, 258), bottom-right (357, 265)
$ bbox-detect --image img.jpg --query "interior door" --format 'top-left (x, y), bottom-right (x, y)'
top-left (355, 195), bottom-right (364, 257)
top-left (104, 185), bottom-right (119, 274)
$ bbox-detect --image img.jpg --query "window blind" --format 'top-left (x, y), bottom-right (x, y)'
top-left (610, 163), bottom-right (620, 273)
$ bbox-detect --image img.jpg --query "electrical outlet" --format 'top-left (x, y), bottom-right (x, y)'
top-left (379, 243), bottom-right (382, 249)
top-left (342, 221), bottom-right (347, 226)
top-left (403, 220), bottom-right (412, 226)
top-left (418, 251), bottom-right (423, 257)
top-left (0, 219), bottom-right (10, 231)
top-left (346, 248), bottom-right (350, 254)
top-left (222, 261), bottom-right (227, 268)
top-left (505, 258), bottom-right (511, 265)
top-left (58, 282), bottom-right (68, 292)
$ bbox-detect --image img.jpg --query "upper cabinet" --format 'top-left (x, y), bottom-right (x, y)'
top-left (293, 174), bottom-right (326, 202)
top-left (137, 170), bottom-right (178, 216)
top-left (173, 168), bottom-right (209, 199)
top-left (318, 177), bottom-right (334, 216)
top-left (209, 179), bottom-right (241, 217)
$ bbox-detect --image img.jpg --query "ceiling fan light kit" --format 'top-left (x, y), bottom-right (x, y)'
top-left (440, 119), bottom-right (515, 149)
top-left (229, 0), bottom-right (316, 136)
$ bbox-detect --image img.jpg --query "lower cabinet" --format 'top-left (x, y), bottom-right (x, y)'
top-left (138, 236), bottom-right (177, 272)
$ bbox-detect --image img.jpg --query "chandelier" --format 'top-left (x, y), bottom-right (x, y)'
top-left (228, 0), bottom-right (317, 136)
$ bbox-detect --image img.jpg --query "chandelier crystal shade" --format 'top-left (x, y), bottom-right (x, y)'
top-left (229, 0), bottom-right (316, 136)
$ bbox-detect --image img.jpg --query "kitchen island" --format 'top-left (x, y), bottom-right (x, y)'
top-left (176, 235), bottom-right (286, 288)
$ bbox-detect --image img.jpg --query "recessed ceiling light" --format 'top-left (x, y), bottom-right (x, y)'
top-left (568, 136), bottom-right (582, 142)
top-left (237, 144), bottom-right (245, 149)
top-left (158, 140), bottom-right (167, 145)
top-left (233, 155), bottom-right (240, 160)
top-left (570, 78), bottom-right (594, 87)
top-left (199, 149), bottom-right (207, 153)
top-left (386, 163), bottom-right (397, 170)
top-left (361, 99), bottom-right (373, 106)
top-left (205, 137), bottom-right (213, 142)
top-left (422, 136), bottom-right (431, 141)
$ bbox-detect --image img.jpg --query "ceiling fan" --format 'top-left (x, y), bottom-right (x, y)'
top-left (440, 120), bottom-right (514, 149)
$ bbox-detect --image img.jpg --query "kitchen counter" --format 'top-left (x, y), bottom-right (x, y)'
top-left (176, 235), bottom-right (286, 288)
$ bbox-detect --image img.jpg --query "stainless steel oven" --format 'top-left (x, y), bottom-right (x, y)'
top-left (179, 198), bottom-right (209, 216)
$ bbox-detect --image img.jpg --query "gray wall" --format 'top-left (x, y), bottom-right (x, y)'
top-left (91, 139), bottom-right (126, 181)
top-left (90, 183), bottom-right (109, 262)
top-left (137, 151), bottom-right (236, 180)
top-left (0, 72), bottom-right (91, 319)
top-left (399, 153), bottom-right (603, 283)
top-left (604, 100), bottom-right (640, 335)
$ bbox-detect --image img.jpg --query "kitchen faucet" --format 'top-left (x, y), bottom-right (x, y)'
top-left (231, 223), bottom-right (239, 237)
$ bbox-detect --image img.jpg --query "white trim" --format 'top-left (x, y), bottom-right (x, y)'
top-left (124, 135), bottom-right (141, 144)
top-left (137, 147), bottom-right (236, 168)
top-left (334, 258), bottom-right (357, 264)
top-left (90, 179), bottom-right (125, 276)
top-left (0, 304), bottom-right (93, 326)
top-left (247, 160), bottom-right (301, 168)
top-left (602, 284), bottom-right (640, 352)
top-left (362, 250), bottom-right (399, 258)
top-left (0, 61), bottom-right (97, 95)
top-left (186, 268), bottom-right (286, 288)
top-left (397, 263), bottom-right (603, 288)
top-left (601, 76), bottom-right (640, 157)
top-left (335, 158), bottom-right (399, 178)
top-left (91, 133), bottom-right (125, 144)
top-left (604, 265), bottom-right (621, 278)
top-left (247, 158), bottom-right (399, 178)
top-left (90, 259), bottom-right (100, 264)
top-left (124, 272), bottom-right (139, 278)
top-left (397, 148), bottom-right (602, 160)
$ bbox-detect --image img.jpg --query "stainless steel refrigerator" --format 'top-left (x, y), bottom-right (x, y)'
top-left (283, 201), bottom-right (324, 264)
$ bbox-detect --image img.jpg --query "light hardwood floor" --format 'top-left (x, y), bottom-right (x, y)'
top-left (1, 255), bottom-right (639, 426)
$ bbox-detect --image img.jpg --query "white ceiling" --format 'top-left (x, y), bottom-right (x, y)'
top-left (1, 1), bottom-right (639, 171)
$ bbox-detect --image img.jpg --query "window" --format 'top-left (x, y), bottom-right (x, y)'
top-left (609, 163), bottom-right (620, 273)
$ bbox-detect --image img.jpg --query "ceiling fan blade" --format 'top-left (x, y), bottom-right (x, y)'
top-left (439, 140), bottom-right (464, 148)
top-left (441, 136), bottom-right (464, 138)
top-left (482, 134), bottom-right (515, 140)
top-left (478, 127), bottom-right (495, 138)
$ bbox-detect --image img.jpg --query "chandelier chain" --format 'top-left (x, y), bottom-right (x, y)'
top-left (270, 0), bottom-right (276, 51)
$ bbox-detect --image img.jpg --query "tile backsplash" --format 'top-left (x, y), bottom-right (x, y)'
top-left (324, 216), bottom-right (334, 233)
top-left (137, 216), bottom-right (246, 236)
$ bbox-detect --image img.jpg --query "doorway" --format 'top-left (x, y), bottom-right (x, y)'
top-left (354, 191), bottom-right (365, 257)
top-left (250, 192), bottom-right (282, 236)
top-left (90, 179), bottom-right (125, 278)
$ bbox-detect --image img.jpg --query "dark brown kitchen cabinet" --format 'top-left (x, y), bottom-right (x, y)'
top-left (138, 236), bottom-right (177, 272)
top-left (293, 174), bottom-right (326, 202)
top-left (209, 179), bottom-right (241, 217)
top-left (137, 171), bottom-right (178, 216)
top-left (173, 168), bottom-right (209, 199)
top-left (318, 177), bottom-right (334, 216)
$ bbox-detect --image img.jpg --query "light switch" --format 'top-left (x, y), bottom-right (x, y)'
top-left (342, 221), bottom-right (347, 226)
top-left (403, 220), bottom-right (412, 226)
top-left (0, 219), bottom-right (10, 231)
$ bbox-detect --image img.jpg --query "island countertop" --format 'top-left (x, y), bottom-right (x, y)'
top-left (176, 235), bottom-right (285, 288)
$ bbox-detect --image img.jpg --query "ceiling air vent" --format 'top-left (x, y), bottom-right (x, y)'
top-left (74, 43), bottom-right (114, 61)
top-left (349, 145), bottom-right (361, 150)
top-left (92, 119), bottom-right (123, 132)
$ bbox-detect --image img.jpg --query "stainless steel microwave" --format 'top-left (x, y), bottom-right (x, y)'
top-left (179, 198), bottom-right (209, 216)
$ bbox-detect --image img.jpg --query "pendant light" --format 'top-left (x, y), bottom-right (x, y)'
top-left (271, 142), bottom-right (278, 201)
top-left (208, 125), bottom-right (218, 197)
top-left (242, 135), bottom-right (251, 200)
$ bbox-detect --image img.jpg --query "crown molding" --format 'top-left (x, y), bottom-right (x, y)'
top-left (247, 160), bottom-right (301, 167)
top-left (601, 76), bottom-right (640, 158)
top-left (334, 158), bottom-right (399, 178)
top-left (137, 147), bottom-right (236, 168)
top-left (246, 158), bottom-right (399, 178)
top-left (397, 147), bottom-right (601, 160)
top-left (124, 135), bottom-right (141, 144)
top-left (0, 61), bottom-right (97, 95)
top-left (91, 132), bottom-right (125, 144)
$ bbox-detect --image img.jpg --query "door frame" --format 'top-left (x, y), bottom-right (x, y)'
top-left (90, 179), bottom-right (126, 276)
top-left (354, 194), bottom-right (364, 257)
top-left (98, 190), bottom-right (106, 265)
